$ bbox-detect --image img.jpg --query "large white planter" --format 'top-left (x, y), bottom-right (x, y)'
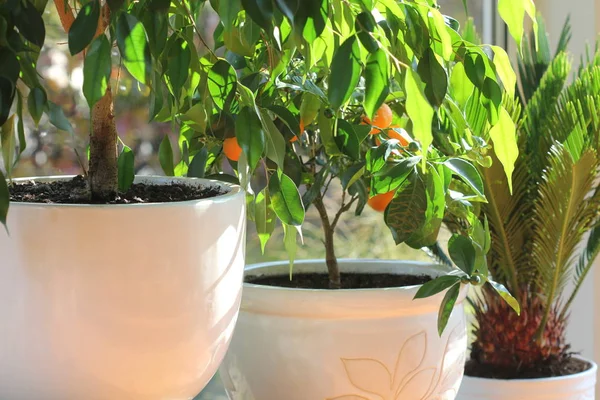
top-left (219, 259), bottom-right (468, 400)
top-left (456, 358), bottom-right (597, 400)
top-left (0, 176), bottom-right (246, 400)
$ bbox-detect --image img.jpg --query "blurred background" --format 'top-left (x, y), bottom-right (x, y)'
top-left (8, 1), bottom-right (489, 398)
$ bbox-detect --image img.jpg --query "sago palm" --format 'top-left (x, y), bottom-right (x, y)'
top-left (445, 16), bottom-right (600, 376)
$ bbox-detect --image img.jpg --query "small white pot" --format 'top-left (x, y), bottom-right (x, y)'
top-left (219, 259), bottom-right (469, 400)
top-left (0, 176), bottom-right (246, 400)
top-left (456, 358), bottom-right (598, 400)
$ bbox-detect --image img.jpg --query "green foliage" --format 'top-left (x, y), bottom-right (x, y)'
top-left (117, 145), bottom-right (135, 192)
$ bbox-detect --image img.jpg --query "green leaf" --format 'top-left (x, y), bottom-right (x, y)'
top-left (143, 11), bottom-right (168, 57)
top-left (488, 279), bottom-right (521, 315)
top-left (431, 8), bottom-right (453, 60)
top-left (27, 86), bottom-right (46, 126)
top-left (269, 171), bottom-right (305, 226)
top-left (405, 68), bottom-right (433, 167)
top-left (117, 145), bottom-right (135, 192)
top-left (449, 62), bottom-right (473, 109)
top-left (417, 48), bottom-right (448, 107)
top-left (364, 48), bottom-right (390, 120)
top-left (341, 162), bottom-right (365, 190)
top-left (83, 36), bottom-right (111, 108)
top-left (259, 108), bottom-right (286, 169)
top-left (255, 189), bottom-right (276, 253)
top-left (328, 35), bottom-right (361, 109)
top-left (317, 107), bottom-right (340, 156)
top-left (489, 106), bottom-right (518, 193)
top-left (241, 0), bottom-right (273, 31)
top-left (498, 0), bottom-right (524, 51)
top-left (0, 168), bottom-right (8, 230)
top-left (269, 105), bottom-right (300, 136)
top-left (481, 77), bottom-right (502, 124)
top-left (448, 234), bottom-right (476, 275)
top-left (14, 0), bottom-right (45, 47)
top-left (444, 158), bottom-right (485, 199)
top-left (47, 102), bottom-right (74, 136)
top-left (188, 147), bottom-right (208, 178)
top-left (208, 59), bottom-right (237, 110)
top-left (437, 283), bottom-right (460, 335)
top-left (166, 38), bottom-right (191, 97)
top-left (0, 77), bottom-right (14, 127)
top-left (68, 0), bottom-right (99, 55)
top-left (491, 45), bottom-right (516, 100)
top-left (355, 11), bottom-right (378, 53)
top-left (334, 119), bottom-right (360, 160)
top-left (415, 275), bottom-right (462, 299)
top-left (299, 92), bottom-right (321, 131)
top-left (384, 174), bottom-right (427, 245)
top-left (159, 135), bottom-right (175, 176)
top-left (282, 223), bottom-right (298, 271)
top-left (1, 114), bottom-right (15, 176)
top-left (275, 0), bottom-right (299, 23)
top-left (371, 157), bottom-right (419, 194)
top-left (236, 107), bottom-right (265, 171)
top-left (117, 13), bottom-right (151, 84)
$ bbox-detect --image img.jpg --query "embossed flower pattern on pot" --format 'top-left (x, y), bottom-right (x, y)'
top-left (328, 324), bottom-right (465, 400)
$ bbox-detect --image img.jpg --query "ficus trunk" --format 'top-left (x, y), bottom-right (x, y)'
top-left (55, 0), bottom-right (118, 200)
top-left (313, 195), bottom-right (341, 288)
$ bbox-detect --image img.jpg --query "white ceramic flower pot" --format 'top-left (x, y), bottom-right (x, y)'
top-left (456, 358), bottom-right (597, 400)
top-left (0, 176), bottom-right (246, 400)
top-left (219, 259), bottom-right (468, 400)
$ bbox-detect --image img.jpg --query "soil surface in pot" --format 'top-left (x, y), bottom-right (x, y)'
top-left (464, 356), bottom-right (591, 379)
top-left (9, 175), bottom-right (227, 204)
top-left (246, 272), bottom-right (431, 289)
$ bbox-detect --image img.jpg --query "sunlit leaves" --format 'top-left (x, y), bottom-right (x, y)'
top-left (448, 234), bottom-right (476, 275)
top-left (489, 107), bottom-right (518, 192)
top-left (364, 49), bottom-right (389, 120)
top-left (255, 189), bottom-right (276, 253)
top-left (328, 35), bottom-right (361, 109)
top-left (498, 0), bottom-right (537, 51)
top-left (208, 59), bottom-right (237, 110)
top-left (117, 13), bottom-right (151, 84)
top-left (236, 107), bottom-right (265, 171)
top-left (83, 36), bottom-right (111, 108)
top-left (491, 46), bottom-right (516, 99)
top-left (488, 279), bottom-right (521, 315)
top-left (68, 0), bottom-right (99, 55)
top-left (417, 49), bottom-right (447, 107)
top-left (415, 275), bottom-right (461, 299)
top-left (405, 69), bottom-right (433, 166)
top-left (117, 145), bottom-right (135, 192)
top-left (444, 158), bottom-right (485, 199)
top-left (269, 171), bottom-right (305, 226)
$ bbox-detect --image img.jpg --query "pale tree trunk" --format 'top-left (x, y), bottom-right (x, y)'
top-left (313, 195), bottom-right (341, 288)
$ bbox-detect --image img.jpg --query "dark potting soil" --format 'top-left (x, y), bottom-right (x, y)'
top-left (9, 175), bottom-right (227, 204)
top-left (246, 272), bottom-right (432, 289)
top-left (464, 356), bottom-right (591, 380)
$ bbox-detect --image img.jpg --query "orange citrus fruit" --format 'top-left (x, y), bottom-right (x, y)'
top-left (363, 103), bottom-right (393, 135)
top-left (367, 190), bottom-right (395, 212)
top-left (223, 137), bottom-right (242, 161)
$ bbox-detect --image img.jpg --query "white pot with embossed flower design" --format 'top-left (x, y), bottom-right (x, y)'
top-left (219, 259), bottom-right (468, 400)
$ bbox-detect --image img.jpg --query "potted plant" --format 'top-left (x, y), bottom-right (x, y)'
top-left (200, 1), bottom-right (531, 399)
top-left (455, 17), bottom-right (599, 400)
top-left (0, 1), bottom-right (247, 398)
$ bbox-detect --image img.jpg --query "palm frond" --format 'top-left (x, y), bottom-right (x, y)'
top-left (555, 16), bottom-right (572, 57)
top-left (531, 146), bottom-right (598, 334)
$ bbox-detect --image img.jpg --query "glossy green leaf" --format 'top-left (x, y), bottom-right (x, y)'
top-left (15, 91), bottom-right (24, 159)
top-left (1, 115), bottom-right (15, 175)
top-left (117, 13), bottom-right (151, 84)
top-left (236, 106), bottom-right (265, 171)
top-left (167, 38), bottom-right (191, 97)
top-left (405, 68), bottom-right (433, 167)
top-left (14, 0), bottom-right (46, 47)
top-left (242, 0), bottom-right (273, 31)
top-left (444, 158), bottom-right (485, 199)
top-left (117, 145), bottom-right (135, 192)
top-left (364, 48), bottom-right (389, 120)
top-left (299, 92), bottom-right (321, 130)
top-left (498, 0), bottom-right (526, 51)
top-left (437, 283), bottom-right (460, 335)
top-left (47, 102), bottom-right (74, 136)
top-left (27, 86), bottom-right (46, 126)
top-left (143, 11), bottom-right (168, 57)
top-left (208, 59), bottom-right (237, 110)
top-left (489, 106), bottom-right (518, 192)
top-left (68, 0), bottom-right (99, 55)
top-left (159, 134), bottom-right (175, 176)
top-left (275, 0), bottom-right (299, 23)
top-left (491, 46), bottom-right (516, 99)
top-left (488, 279), bottom-right (521, 315)
top-left (317, 107), bottom-right (340, 156)
top-left (83, 36), bottom-right (111, 108)
top-left (415, 275), bottom-right (462, 299)
top-left (188, 147), bottom-right (208, 178)
top-left (269, 105), bottom-right (300, 136)
top-left (448, 234), bottom-right (476, 275)
top-left (384, 173), bottom-right (427, 245)
top-left (417, 48), bottom-right (448, 107)
top-left (328, 35), bottom-right (361, 109)
top-left (259, 108), bottom-right (286, 169)
top-left (431, 8), bottom-right (453, 60)
top-left (269, 171), bottom-right (305, 226)
top-left (282, 222), bottom-right (298, 271)
top-left (371, 157), bottom-right (419, 194)
top-left (449, 62), bottom-right (473, 108)
top-left (334, 119), bottom-right (360, 160)
top-left (355, 11), bottom-right (378, 53)
top-left (481, 77), bottom-right (502, 124)
top-left (255, 189), bottom-right (276, 253)
top-left (0, 168), bottom-right (8, 230)
top-left (0, 77), bottom-right (13, 127)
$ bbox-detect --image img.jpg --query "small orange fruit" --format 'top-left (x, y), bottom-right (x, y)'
top-left (364, 103), bottom-right (393, 135)
top-left (367, 190), bottom-right (395, 212)
top-left (387, 126), bottom-right (411, 147)
top-left (223, 137), bottom-right (242, 161)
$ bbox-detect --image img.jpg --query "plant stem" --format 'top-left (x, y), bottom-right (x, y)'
top-left (89, 86), bottom-right (118, 200)
top-left (313, 195), bottom-right (341, 288)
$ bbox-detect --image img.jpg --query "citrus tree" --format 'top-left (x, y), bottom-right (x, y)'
top-left (0, 0), bottom-right (535, 332)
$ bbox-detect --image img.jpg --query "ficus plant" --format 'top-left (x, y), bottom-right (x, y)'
top-left (0, 0), bottom-right (533, 333)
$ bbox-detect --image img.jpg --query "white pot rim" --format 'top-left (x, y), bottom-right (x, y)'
top-left (464, 356), bottom-right (598, 384)
top-left (240, 259), bottom-right (468, 318)
top-left (7, 175), bottom-right (243, 208)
